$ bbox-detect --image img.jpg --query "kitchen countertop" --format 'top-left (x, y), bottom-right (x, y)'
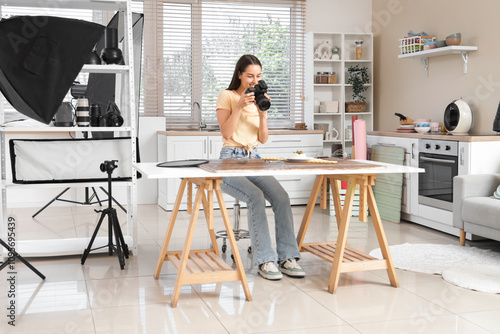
top-left (158, 130), bottom-right (323, 136)
top-left (368, 131), bottom-right (500, 142)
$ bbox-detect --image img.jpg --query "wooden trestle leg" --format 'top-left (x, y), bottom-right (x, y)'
top-left (154, 177), bottom-right (251, 307)
top-left (297, 173), bottom-right (399, 294)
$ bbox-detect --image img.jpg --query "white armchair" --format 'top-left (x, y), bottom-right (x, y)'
top-left (453, 174), bottom-right (500, 246)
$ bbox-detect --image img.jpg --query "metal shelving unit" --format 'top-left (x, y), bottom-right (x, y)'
top-left (0, 0), bottom-right (138, 257)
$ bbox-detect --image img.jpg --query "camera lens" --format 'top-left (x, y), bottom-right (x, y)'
top-left (76, 98), bottom-right (90, 127)
top-left (90, 104), bottom-right (101, 127)
top-left (256, 95), bottom-right (271, 111)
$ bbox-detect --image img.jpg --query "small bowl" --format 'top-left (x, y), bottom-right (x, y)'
top-left (446, 33), bottom-right (461, 39)
top-left (414, 126), bottom-right (430, 134)
top-left (446, 37), bottom-right (461, 46)
top-left (435, 40), bottom-right (447, 48)
top-left (414, 122), bottom-right (430, 127)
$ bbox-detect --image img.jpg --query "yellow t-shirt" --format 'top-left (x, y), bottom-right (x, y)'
top-left (216, 90), bottom-right (260, 149)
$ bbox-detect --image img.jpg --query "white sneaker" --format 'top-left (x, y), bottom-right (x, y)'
top-left (258, 261), bottom-right (283, 280)
top-left (278, 258), bottom-right (306, 278)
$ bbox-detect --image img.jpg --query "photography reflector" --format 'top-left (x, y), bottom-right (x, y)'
top-left (0, 16), bottom-right (104, 124)
top-left (9, 137), bottom-right (133, 184)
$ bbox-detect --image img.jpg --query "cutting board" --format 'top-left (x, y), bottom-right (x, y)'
top-left (199, 158), bottom-right (382, 173)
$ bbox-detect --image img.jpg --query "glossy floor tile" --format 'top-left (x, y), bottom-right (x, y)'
top-left (1, 204), bottom-right (500, 333)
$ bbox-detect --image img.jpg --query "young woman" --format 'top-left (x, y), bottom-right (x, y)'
top-left (216, 54), bottom-right (305, 280)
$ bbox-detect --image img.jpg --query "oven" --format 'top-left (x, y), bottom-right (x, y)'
top-left (418, 139), bottom-right (458, 211)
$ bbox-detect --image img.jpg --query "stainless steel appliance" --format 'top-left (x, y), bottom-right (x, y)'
top-left (418, 139), bottom-right (459, 211)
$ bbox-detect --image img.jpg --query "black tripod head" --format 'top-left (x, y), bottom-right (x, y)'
top-left (100, 160), bottom-right (118, 174)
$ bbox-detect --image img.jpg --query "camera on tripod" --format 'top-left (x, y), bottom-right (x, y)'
top-left (100, 160), bottom-right (118, 174)
top-left (245, 80), bottom-right (271, 111)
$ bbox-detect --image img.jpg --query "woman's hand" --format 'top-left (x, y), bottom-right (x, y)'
top-left (237, 90), bottom-right (256, 110)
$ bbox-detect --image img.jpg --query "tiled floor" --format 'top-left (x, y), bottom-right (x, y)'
top-left (1, 204), bottom-right (500, 334)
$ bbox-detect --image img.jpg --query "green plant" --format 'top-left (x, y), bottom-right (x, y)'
top-left (347, 65), bottom-right (370, 102)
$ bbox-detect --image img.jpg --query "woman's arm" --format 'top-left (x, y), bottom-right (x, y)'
top-left (217, 91), bottom-right (255, 140)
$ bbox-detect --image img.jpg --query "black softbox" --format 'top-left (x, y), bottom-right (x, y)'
top-left (0, 16), bottom-right (104, 124)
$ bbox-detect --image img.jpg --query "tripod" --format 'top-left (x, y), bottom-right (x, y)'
top-left (81, 160), bottom-right (129, 269)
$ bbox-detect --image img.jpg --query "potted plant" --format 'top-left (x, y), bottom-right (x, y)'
top-left (346, 64), bottom-right (369, 112)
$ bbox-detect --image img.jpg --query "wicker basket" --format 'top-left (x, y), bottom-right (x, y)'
top-left (345, 102), bottom-right (366, 113)
top-left (313, 123), bottom-right (329, 139)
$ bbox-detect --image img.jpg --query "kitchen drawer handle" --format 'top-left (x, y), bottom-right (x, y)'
top-left (279, 179), bottom-right (302, 182)
top-left (419, 156), bottom-right (456, 164)
top-left (271, 140), bottom-right (302, 143)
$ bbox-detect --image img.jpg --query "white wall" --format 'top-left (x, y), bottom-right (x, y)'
top-left (306, 0), bottom-right (372, 33)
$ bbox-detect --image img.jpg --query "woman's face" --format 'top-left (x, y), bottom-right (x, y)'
top-left (238, 64), bottom-right (262, 91)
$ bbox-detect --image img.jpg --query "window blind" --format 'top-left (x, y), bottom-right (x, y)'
top-left (143, 0), bottom-right (306, 130)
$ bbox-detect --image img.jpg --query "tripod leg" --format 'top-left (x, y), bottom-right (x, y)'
top-left (0, 239), bottom-right (45, 279)
top-left (112, 212), bottom-right (129, 258)
top-left (92, 187), bottom-right (103, 206)
top-left (81, 211), bottom-right (107, 265)
top-left (109, 209), bottom-right (125, 269)
top-left (32, 187), bottom-right (71, 218)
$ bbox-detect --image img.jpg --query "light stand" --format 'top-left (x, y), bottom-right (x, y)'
top-left (0, 239), bottom-right (45, 280)
top-left (81, 160), bottom-right (129, 269)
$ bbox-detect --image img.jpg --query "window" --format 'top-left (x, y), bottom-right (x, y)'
top-left (143, 0), bottom-right (306, 130)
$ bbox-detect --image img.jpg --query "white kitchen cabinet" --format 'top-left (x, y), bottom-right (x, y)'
top-left (306, 32), bottom-right (374, 157)
top-left (157, 134), bottom-right (223, 210)
top-left (157, 132), bottom-right (323, 210)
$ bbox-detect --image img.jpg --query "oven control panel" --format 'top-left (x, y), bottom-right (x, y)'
top-left (418, 139), bottom-right (458, 156)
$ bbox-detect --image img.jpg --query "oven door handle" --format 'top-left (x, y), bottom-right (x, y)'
top-left (419, 156), bottom-right (456, 164)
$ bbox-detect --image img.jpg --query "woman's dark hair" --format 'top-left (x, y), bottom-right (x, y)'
top-left (227, 55), bottom-right (262, 90)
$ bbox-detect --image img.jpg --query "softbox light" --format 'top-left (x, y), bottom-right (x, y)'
top-left (0, 16), bottom-right (104, 124)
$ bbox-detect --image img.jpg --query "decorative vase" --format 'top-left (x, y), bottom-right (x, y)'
top-left (101, 28), bottom-right (123, 65)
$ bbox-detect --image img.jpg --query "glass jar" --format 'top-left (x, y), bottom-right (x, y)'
top-left (320, 72), bottom-right (329, 84)
top-left (328, 72), bottom-right (337, 84)
top-left (315, 72), bottom-right (322, 84)
top-left (355, 40), bottom-right (363, 60)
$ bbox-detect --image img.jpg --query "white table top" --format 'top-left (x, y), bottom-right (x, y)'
top-left (133, 160), bottom-right (423, 179)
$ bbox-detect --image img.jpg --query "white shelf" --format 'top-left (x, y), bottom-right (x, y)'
top-left (0, 0), bottom-right (127, 10)
top-left (3, 180), bottom-right (133, 189)
top-left (398, 46), bottom-right (478, 76)
top-left (1, 126), bottom-right (132, 132)
top-left (81, 64), bottom-right (130, 73)
top-left (307, 32), bottom-right (374, 157)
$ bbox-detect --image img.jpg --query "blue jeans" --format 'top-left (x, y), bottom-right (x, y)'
top-left (219, 147), bottom-right (301, 265)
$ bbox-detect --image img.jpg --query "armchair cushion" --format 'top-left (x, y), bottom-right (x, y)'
top-left (462, 197), bottom-right (500, 230)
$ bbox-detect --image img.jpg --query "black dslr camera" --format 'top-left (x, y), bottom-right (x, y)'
top-left (100, 160), bottom-right (118, 174)
top-left (245, 80), bottom-right (271, 111)
top-left (101, 101), bottom-right (124, 127)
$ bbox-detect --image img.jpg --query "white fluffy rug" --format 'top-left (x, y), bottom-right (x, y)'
top-left (369, 243), bottom-right (500, 293)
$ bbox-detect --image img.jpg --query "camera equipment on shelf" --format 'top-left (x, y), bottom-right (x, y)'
top-left (245, 80), bottom-right (271, 111)
top-left (76, 98), bottom-right (90, 127)
top-left (81, 159), bottom-right (129, 270)
top-left (101, 101), bottom-right (124, 127)
top-left (70, 83), bottom-right (88, 99)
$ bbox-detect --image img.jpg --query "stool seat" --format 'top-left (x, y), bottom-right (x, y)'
top-left (215, 199), bottom-right (252, 257)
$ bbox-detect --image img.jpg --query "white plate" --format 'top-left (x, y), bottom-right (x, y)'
top-left (286, 157), bottom-right (311, 162)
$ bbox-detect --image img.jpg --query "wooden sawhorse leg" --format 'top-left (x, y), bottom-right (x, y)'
top-left (297, 174), bottom-right (399, 294)
top-left (154, 177), bottom-right (251, 307)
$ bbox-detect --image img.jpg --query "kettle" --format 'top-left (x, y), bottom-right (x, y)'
top-left (443, 99), bottom-right (472, 134)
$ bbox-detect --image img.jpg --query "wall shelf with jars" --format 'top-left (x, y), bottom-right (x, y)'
top-left (305, 32), bottom-right (374, 157)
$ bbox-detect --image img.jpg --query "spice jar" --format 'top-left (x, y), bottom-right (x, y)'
top-left (355, 40), bottom-right (363, 60)
top-left (328, 72), bottom-right (337, 84)
top-left (315, 72), bottom-right (322, 84)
